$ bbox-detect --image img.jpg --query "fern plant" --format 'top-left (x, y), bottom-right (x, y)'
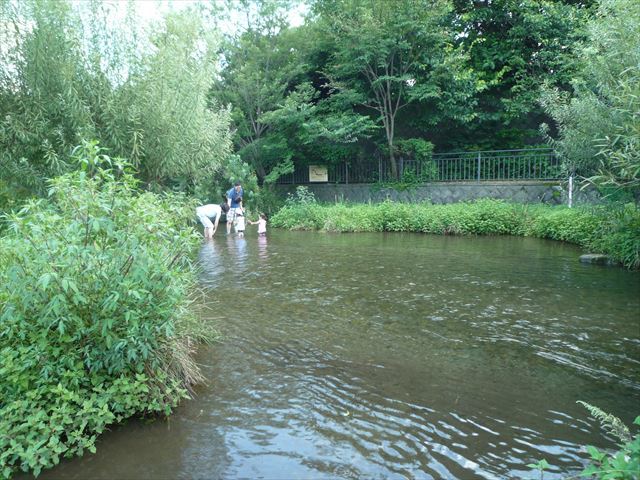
top-left (578, 401), bottom-right (632, 445)
top-left (577, 402), bottom-right (639, 480)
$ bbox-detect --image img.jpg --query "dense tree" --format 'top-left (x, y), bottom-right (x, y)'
top-left (212, 0), bottom-right (306, 182)
top-left (314, 0), bottom-right (479, 177)
top-left (0, 0), bottom-right (96, 201)
top-left (541, 0), bottom-right (640, 198)
top-left (443, 0), bottom-right (591, 149)
top-left (120, 11), bottom-right (233, 191)
top-left (211, 0), bottom-right (599, 183)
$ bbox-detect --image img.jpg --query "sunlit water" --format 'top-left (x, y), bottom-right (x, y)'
top-left (38, 231), bottom-right (639, 479)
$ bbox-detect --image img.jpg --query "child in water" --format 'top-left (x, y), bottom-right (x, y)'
top-left (234, 198), bottom-right (246, 237)
top-left (249, 213), bottom-right (268, 236)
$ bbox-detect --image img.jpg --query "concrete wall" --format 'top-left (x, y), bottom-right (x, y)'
top-left (277, 181), bottom-right (600, 205)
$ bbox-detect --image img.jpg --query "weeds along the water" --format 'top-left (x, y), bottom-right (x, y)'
top-left (270, 198), bottom-right (640, 269)
top-left (0, 161), bottom-right (214, 478)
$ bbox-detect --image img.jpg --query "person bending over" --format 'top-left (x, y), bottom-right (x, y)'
top-left (196, 202), bottom-right (230, 239)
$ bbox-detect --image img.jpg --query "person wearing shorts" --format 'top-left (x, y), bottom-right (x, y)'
top-left (226, 181), bottom-right (244, 234)
top-left (196, 202), bottom-right (229, 238)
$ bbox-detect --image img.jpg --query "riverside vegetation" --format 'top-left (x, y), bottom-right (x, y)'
top-left (1, 0), bottom-right (639, 477)
top-left (0, 155), bottom-right (213, 478)
top-left (271, 188), bottom-right (640, 270)
top-left (529, 403), bottom-right (640, 480)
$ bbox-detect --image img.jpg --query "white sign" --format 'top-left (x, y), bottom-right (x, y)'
top-left (309, 165), bottom-right (328, 182)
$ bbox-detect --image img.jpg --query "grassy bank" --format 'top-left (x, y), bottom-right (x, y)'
top-left (0, 164), bottom-right (212, 478)
top-left (271, 198), bottom-right (640, 269)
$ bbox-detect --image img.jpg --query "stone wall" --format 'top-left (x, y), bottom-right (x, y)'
top-left (277, 181), bottom-right (600, 205)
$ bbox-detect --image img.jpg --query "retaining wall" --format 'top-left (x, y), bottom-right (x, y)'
top-left (277, 181), bottom-right (600, 205)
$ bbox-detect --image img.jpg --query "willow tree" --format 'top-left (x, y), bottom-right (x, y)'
top-left (120, 11), bottom-right (233, 191)
top-left (541, 0), bottom-right (640, 198)
top-left (0, 0), bottom-right (233, 204)
top-left (0, 0), bottom-right (94, 202)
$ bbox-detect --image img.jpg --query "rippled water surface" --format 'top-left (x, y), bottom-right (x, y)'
top-left (40, 231), bottom-right (639, 479)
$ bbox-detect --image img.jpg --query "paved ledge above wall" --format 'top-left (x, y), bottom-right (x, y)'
top-left (277, 181), bottom-right (600, 205)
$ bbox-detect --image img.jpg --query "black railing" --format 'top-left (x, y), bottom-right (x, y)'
top-left (276, 148), bottom-right (563, 184)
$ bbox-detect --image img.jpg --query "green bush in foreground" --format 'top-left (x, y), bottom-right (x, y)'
top-left (271, 199), bottom-right (640, 269)
top-left (530, 403), bottom-right (640, 479)
top-left (0, 161), bottom-right (211, 478)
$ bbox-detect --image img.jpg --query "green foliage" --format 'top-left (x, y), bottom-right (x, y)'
top-left (580, 427), bottom-right (640, 480)
top-left (264, 158), bottom-right (295, 185)
top-left (211, 0), bottom-right (307, 182)
top-left (0, 0), bottom-right (93, 201)
top-left (126, 11), bottom-right (232, 190)
top-left (541, 0), bottom-right (640, 198)
top-left (271, 200), bottom-right (640, 269)
top-left (527, 459), bottom-right (550, 480)
top-left (577, 402), bottom-right (632, 445)
top-left (528, 405), bottom-right (640, 480)
top-left (272, 187), bottom-right (323, 230)
top-left (285, 186), bottom-right (317, 206)
top-left (446, 0), bottom-right (588, 151)
top-left (0, 154), bottom-right (212, 477)
top-left (587, 204), bottom-right (640, 269)
top-left (0, 0), bottom-right (232, 204)
top-left (316, 0), bottom-right (479, 177)
top-left (395, 139), bottom-right (434, 163)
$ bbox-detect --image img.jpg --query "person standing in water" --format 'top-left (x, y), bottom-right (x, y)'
top-left (196, 202), bottom-right (230, 239)
top-left (226, 181), bottom-right (244, 234)
top-left (234, 199), bottom-right (246, 237)
top-left (249, 213), bottom-right (268, 236)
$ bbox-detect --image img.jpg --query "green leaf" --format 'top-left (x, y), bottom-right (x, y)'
top-left (38, 272), bottom-right (52, 290)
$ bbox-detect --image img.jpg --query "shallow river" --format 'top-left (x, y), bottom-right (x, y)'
top-left (40, 231), bottom-right (639, 479)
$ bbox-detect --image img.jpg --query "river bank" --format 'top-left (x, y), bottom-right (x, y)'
top-left (270, 198), bottom-right (640, 269)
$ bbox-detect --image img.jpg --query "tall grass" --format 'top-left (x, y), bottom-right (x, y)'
top-left (271, 199), bottom-right (640, 269)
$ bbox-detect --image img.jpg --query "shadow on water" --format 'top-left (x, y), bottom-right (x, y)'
top-left (36, 230), bottom-right (640, 480)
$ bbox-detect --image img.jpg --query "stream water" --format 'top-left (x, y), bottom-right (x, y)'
top-left (39, 231), bottom-right (640, 479)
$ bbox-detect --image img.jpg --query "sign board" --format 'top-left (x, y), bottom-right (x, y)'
top-left (309, 165), bottom-right (328, 182)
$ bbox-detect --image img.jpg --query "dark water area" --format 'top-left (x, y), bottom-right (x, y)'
top-left (38, 231), bottom-right (640, 479)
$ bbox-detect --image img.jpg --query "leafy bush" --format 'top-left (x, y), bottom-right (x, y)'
top-left (576, 403), bottom-right (639, 480)
top-left (270, 200), bottom-right (640, 268)
top-left (286, 186), bottom-right (317, 205)
top-left (529, 403), bottom-right (639, 480)
top-left (0, 159), bottom-right (212, 477)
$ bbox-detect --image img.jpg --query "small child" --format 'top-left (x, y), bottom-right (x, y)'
top-left (249, 213), bottom-right (268, 236)
top-left (234, 206), bottom-right (246, 237)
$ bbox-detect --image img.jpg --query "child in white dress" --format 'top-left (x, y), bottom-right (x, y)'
top-left (234, 206), bottom-right (246, 237)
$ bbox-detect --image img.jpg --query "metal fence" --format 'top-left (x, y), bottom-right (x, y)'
top-left (276, 148), bottom-right (563, 184)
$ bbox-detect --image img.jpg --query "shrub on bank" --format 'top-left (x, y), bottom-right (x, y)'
top-left (271, 199), bottom-right (640, 269)
top-left (0, 163), bottom-right (211, 478)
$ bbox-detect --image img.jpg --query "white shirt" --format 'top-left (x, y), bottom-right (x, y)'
top-left (235, 215), bottom-right (246, 231)
top-left (196, 204), bottom-right (222, 218)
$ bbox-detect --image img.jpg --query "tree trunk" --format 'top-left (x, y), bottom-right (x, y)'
top-left (388, 140), bottom-right (398, 179)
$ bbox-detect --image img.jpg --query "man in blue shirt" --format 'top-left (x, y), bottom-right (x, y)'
top-left (226, 181), bottom-right (244, 234)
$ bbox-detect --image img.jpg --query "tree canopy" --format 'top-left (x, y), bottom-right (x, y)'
top-left (1, 0), bottom-right (637, 199)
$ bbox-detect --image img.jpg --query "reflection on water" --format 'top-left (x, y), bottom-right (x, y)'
top-left (37, 231), bottom-right (640, 480)
top-left (258, 234), bottom-right (268, 260)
